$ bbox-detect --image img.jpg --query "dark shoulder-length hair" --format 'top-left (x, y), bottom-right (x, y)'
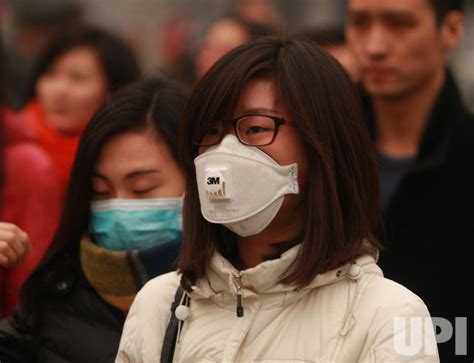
top-left (20, 78), bottom-right (189, 327)
top-left (177, 36), bottom-right (381, 287)
top-left (25, 27), bottom-right (140, 103)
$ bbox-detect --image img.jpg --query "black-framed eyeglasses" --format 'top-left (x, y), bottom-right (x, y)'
top-left (195, 114), bottom-right (296, 147)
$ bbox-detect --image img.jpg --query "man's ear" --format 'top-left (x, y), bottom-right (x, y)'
top-left (440, 11), bottom-right (464, 50)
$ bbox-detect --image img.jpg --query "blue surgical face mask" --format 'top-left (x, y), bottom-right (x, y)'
top-left (89, 197), bottom-right (183, 251)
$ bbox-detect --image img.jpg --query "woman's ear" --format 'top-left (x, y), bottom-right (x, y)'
top-left (440, 11), bottom-right (464, 50)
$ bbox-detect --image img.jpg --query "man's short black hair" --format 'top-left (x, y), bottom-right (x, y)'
top-left (428, 0), bottom-right (465, 22)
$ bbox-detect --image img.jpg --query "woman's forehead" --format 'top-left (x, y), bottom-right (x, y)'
top-left (195, 76), bottom-right (286, 132)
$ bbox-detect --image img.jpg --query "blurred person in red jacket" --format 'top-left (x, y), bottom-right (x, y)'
top-left (16, 27), bottom-right (140, 201)
top-left (0, 44), bottom-right (60, 316)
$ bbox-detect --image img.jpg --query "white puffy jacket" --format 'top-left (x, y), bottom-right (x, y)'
top-left (116, 245), bottom-right (439, 362)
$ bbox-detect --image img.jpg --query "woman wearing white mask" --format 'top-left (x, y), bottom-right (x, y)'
top-left (117, 37), bottom-right (438, 362)
top-left (0, 78), bottom-right (188, 362)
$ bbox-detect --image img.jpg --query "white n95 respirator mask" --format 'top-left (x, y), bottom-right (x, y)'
top-left (194, 134), bottom-right (299, 237)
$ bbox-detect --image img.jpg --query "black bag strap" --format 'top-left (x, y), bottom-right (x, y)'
top-left (160, 287), bottom-right (185, 363)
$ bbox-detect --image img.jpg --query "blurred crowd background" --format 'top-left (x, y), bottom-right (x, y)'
top-left (1, 0), bottom-right (473, 111)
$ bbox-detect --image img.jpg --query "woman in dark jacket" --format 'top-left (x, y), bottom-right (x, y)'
top-left (0, 78), bottom-right (188, 362)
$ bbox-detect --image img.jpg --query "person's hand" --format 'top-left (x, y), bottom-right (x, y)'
top-left (0, 222), bottom-right (31, 268)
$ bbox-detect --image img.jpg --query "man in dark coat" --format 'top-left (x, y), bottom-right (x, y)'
top-left (346, 0), bottom-right (473, 361)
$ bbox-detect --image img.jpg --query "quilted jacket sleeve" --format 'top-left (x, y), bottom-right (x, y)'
top-left (116, 272), bottom-right (180, 363)
top-left (362, 298), bottom-right (440, 362)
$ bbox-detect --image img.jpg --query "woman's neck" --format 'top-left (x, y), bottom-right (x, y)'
top-left (233, 213), bottom-right (303, 270)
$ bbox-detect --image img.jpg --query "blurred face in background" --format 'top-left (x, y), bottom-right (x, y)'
top-left (195, 19), bottom-right (250, 80)
top-left (36, 46), bottom-right (108, 135)
top-left (324, 44), bottom-right (361, 82)
top-left (235, 0), bottom-right (280, 27)
top-left (346, 0), bottom-right (463, 99)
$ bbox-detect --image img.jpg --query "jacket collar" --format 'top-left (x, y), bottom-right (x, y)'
top-left (189, 244), bottom-right (382, 303)
top-left (362, 70), bottom-right (466, 173)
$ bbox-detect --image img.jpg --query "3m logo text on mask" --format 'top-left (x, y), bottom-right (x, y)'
top-left (204, 168), bottom-right (232, 200)
top-left (207, 177), bottom-right (220, 185)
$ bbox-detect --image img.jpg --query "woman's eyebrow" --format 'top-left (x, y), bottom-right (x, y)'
top-left (239, 107), bottom-right (282, 115)
top-left (91, 172), bottom-right (107, 180)
top-left (125, 169), bottom-right (160, 180)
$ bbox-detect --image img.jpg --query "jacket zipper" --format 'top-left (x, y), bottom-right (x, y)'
top-left (234, 271), bottom-right (244, 318)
